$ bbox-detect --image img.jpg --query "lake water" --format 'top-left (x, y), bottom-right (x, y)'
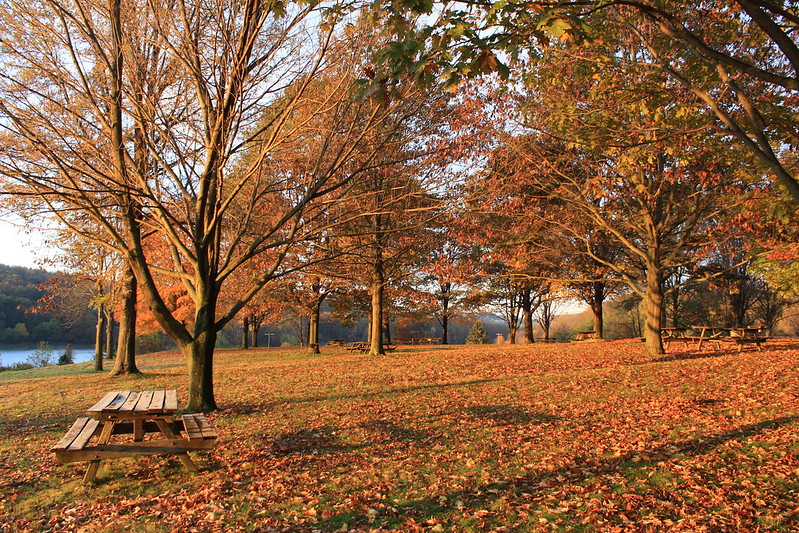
top-left (0, 346), bottom-right (96, 367)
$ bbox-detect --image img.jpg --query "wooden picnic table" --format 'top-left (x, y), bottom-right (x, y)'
top-left (574, 330), bottom-right (595, 341)
top-left (677, 326), bottom-right (767, 351)
top-left (661, 327), bottom-right (689, 349)
top-left (51, 390), bottom-right (216, 484)
top-left (345, 341), bottom-right (396, 353)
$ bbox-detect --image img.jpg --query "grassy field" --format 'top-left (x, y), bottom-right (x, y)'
top-left (1, 339), bottom-right (797, 532)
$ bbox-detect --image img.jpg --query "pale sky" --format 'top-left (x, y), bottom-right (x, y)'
top-left (0, 218), bottom-right (49, 269)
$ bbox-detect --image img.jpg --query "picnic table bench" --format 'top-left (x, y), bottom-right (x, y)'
top-left (573, 331), bottom-right (595, 341)
top-left (327, 339), bottom-right (346, 346)
top-left (51, 390), bottom-right (216, 484)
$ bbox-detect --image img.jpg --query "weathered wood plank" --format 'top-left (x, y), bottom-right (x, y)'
top-left (197, 415), bottom-right (216, 439)
top-left (182, 414), bottom-right (202, 440)
top-left (68, 418), bottom-right (100, 451)
top-left (164, 390), bottom-right (179, 411)
top-left (52, 417), bottom-right (92, 451)
top-left (150, 390), bottom-right (166, 412)
top-left (120, 391), bottom-right (141, 411)
top-left (87, 391), bottom-right (121, 413)
top-left (134, 390), bottom-right (154, 411)
top-left (182, 414), bottom-right (217, 440)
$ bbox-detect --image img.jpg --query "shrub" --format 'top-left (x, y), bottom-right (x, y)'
top-left (466, 322), bottom-right (488, 344)
top-left (27, 341), bottom-right (54, 367)
top-left (58, 344), bottom-right (74, 365)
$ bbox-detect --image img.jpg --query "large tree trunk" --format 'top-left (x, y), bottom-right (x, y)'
top-left (184, 333), bottom-right (217, 413)
top-left (644, 255), bottom-right (665, 356)
top-left (308, 303), bottom-right (321, 354)
top-left (94, 304), bottom-right (105, 372)
top-left (369, 260), bottom-right (385, 356)
top-left (522, 289), bottom-right (535, 344)
top-left (508, 324), bottom-right (518, 345)
top-left (112, 266), bottom-right (139, 375)
top-left (183, 289), bottom-right (218, 412)
top-left (441, 313), bottom-right (449, 345)
top-left (241, 316), bottom-right (250, 349)
top-left (591, 281), bottom-right (605, 340)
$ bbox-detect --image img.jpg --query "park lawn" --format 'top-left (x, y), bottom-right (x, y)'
top-left (1, 340), bottom-right (798, 532)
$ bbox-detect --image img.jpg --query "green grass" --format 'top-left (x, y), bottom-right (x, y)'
top-left (1, 341), bottom-right (798, 531)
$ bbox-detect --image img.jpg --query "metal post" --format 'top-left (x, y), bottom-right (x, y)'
top-left (265, 333), bottom-right (275, 347)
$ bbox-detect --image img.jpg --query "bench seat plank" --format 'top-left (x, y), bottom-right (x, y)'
top-left (51, 417), bottom-right (99, 452)
top-left (182, 413), bottom-right (217, 440)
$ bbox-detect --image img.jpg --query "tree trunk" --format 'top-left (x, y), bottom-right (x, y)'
top-left (643, 257), bottom-right (665, 356)
top-left (94, 305), bottom-right (105, 372)
top-left (183, 281), bottom-right (218, 413)
top-left (591, 282), bottom-right (605, 340)
top-left (508, 324), bottom-right (518, 345)
top-left (251, 320), bottom-right (259, 347)
top-left (369, 261), bottom-right (385, 356)
top-left (384, 317), bottom-right (391, 344)
top-left (112, 266), bottom-right (139, 375)
top-left (184, 333), bottom-right (217, 413)
top-left (241, 316), bottom-right (250, 349)
top-left (105, 309), bottom-right (115, 360)
top-left (309, 303), bottom-right (321, 354)
top-left (440, 283), bottom-right (450, 345)
top-left (522, 289), bottom-right (535, 344)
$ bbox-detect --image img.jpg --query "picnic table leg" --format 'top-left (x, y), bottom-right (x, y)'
top-left (83, 421), bottom-right (115, 484)
top-left (133, 419), bottom-right (144, 442)
top-left (154, 419), bottom-right (198, 473)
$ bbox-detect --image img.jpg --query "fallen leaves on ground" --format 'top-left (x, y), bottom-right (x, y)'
top-left (1, 340), bottom-right (798, 531)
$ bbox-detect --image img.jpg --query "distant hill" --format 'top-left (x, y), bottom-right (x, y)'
top-left (0, 264), bottom-right (94, 345)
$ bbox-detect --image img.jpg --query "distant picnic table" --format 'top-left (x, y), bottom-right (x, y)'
top-left (397, 337), bottom-right (440, 345)
top-left (345, 341), bottom-right (396, 353)
top-left (662, 326), bottom-right (767, 352)
top-left (51, 390), bottom-right (216, 484)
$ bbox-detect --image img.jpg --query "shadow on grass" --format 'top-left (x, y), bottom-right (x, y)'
top-left (361, 419), bottom-right (433, 443)
top-left (269, 426), bottom-right (364, 456)
top-left (462, 405), bottom-right (560, 426)
top-left (282, 378), bottom-right (505, 406)
top-left (316, 415), bottom-right (799, 530)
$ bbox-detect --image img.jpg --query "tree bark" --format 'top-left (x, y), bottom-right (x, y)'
top-left (369, 260), bottom-right (385, 356)
top-left (591, 281), bottom-right (605, 340)
top-left (251, 320), bottom-right (259, 347)
top-left (182, 277), bottom-right (218, 413)
top-left (112, 266), bottom-right (139, 375)
top-left (94, 304), bottom-right (104, 372)
top-left (241, 316), bottom-right (250, 349)
top-left (522, 288), bottom-right (535, 344)
top-left (643, 255), bottom-right (665, 356)
top-left (105, 309), bottom-right (115, 360)
top-left (440, 282), bottom-right (450, 345)
top-left (308, 303), bottom-right (321, 354)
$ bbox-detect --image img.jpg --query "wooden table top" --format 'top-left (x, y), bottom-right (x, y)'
top-left (87, 390), bottom-right (179, 419)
